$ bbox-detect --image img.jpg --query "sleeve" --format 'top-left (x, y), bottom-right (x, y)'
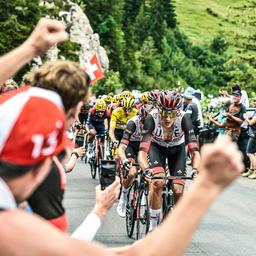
top-left (139, 114), bottom-right (155, 153)
top-left (86, 108), bottom-right (94, 125)
top-left (71, 213), bottom-right (101, 241)
top-left (185, 105), bottom-right (193, 117)
top-left (121, 120), bottom-right (136, 146)
top-left (239, 104), bottom-right (246, 120)
top-left (181, 114), bottom-right (199, 153)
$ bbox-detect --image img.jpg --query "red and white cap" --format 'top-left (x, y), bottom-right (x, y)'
top-left (0, 86), bottom-right (68, 165)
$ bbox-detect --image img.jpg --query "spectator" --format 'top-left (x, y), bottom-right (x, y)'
top-left (209, 100), bottom-right (231, 136)
top-left (28, 60), bottom-right (118, 236)
top-left (183, 88), bottom-right (200, 136)
top-left (242, 98), bottom-right (256, 178)
top-left (0, 87), bottom-right (67, 209)
top-left (224, 90), bottom-right (246, 142)
top-left (232, 84), bottom-right (249, 109)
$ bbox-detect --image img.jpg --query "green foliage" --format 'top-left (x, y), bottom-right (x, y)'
top-left (92, 70), bottom-right (123, 96)
top-left (0, 0), bottom-right (253, 98)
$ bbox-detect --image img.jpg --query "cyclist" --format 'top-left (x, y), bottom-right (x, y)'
top-left (78, 103), bottom-right (90, 125)
top-left (135, 91), bottom-right (149, 110)
top-left (138, 90), bottom-right (200, 231)
top-left (86, 99), bottom-right (110, 157)
top-left (117, 104), bottom-right (151, 217)
top-left (109, 97), bottom-right (138, 162)
top-left (148, 89), bottom-right (160, 107)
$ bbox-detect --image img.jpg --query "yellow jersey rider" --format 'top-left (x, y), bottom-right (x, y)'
top-left (109, 97), bottom-right (138, 161)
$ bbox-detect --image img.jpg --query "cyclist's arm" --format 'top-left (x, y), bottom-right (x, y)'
top-left (138, 114), bottom-right (155, 170)
top-left (104, 118), bottom-right (109, 131)
top-left (0, 18), bottom-right (67, 84)
top-left (86, 109), bottom-right (94, 133)
top-left (182, 114), bottom-right (201, 170)
top-left (119, 120), bottom-right (136, 162)
top-left (109, 113), bottom-right (118, 142)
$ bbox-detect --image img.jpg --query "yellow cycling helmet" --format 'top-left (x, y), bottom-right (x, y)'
top-left (121, 97), bottom-right (135, 109)
top-left (121, 90), bottom-right (133, 99)
top-left (102, 95), bottom-right (112, 104)
top-left (141, 92), bottom-right (149, 103)
top-left (95, 99), bottom-right (106, 111)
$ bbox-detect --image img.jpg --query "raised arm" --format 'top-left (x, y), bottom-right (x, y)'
top-left (0, 18), bottom-right (68, 84)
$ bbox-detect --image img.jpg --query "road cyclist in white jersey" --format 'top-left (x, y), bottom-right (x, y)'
top-left (138, 90), bottom-right (201, 231)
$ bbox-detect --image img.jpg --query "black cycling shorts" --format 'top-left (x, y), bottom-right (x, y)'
top-left (148, 142), bottom-right (186, 177)
top-left (114, 129), bottom-right (124, 142)
top-left (246, 137), bottom-right (256, 154)
top-left (125, 141), bottom-right (140, 160)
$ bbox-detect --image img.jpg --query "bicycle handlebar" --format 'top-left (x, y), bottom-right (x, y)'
top-left (151, 175), bottom-right (193, 180)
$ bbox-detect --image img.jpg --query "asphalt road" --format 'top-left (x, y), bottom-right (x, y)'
top-left (64, 160), bottom-right (256, 255)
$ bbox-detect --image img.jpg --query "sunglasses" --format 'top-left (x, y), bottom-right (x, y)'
top-left (160, 110), bottom-right (179, 118)
top-left (96, 110), bottom-right (104, 114)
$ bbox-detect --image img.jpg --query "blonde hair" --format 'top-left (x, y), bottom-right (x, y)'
top-left (31, 60), bottom-right (90, 111)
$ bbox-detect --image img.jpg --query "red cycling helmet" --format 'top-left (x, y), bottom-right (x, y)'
top-left (157, 90), bottom-right (182, 110)
top-left (148, 89), bottom-right (160, 102)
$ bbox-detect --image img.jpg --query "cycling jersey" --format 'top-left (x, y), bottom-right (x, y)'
top-left (110, 107), bottom-right (138, 130)
top-left (86, 107), bottom-right (110, 127)
top-left (140, 109), bottom-right (198, 184)
top-left (140, 109), bottom-right (198, 154)
top-left (121, 116), bottom-right (142, 143)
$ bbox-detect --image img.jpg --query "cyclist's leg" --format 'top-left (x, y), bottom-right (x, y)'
top-left (117, 141), bottom-right (140, 217)
top-left (167, 143), bottom-right (186, 204)
top-left (87, 124), bottom-right (96, 157)
top-left (123, 141), bottom-right (139, 189)
top-left (114, 128), bottom-right (123, 163)
top-left (148, 142), bottom-right (166, 231)
top-left (95, 125), bottom-right (105, 157)
top-left (87, 124), bottom-right (96, 143)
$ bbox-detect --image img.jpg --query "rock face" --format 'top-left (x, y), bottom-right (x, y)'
top-left (36, 0), bottom-right (109, 70)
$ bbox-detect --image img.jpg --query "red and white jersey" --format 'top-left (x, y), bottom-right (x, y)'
top-left (150, 108), bottom-right (185, 147)
top-left (129, 116), bottom-right (143, 142)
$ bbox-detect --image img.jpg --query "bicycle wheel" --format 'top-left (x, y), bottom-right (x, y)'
top-left (136, 188), bottom-right (149, 240)
top-left (126, 181), bottom-right (138, 238)
top-left (90, 157), bottom-right (96, 179)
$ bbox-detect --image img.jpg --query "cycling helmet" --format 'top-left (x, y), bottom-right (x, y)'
top-left (121, 97), bottom-right (135, 109)
top-left (157, 90), bottom-right (182, 110)
top-left (95, 99), bottom-right (106, 111)
top-left (102, 95), bottom-right (112, 104)
top-left (141, 92), bottom-right (149, 104)
top-left (121, 90), bottom-right (133, 99)
top-left (148, 89), bottom-right (160, 102)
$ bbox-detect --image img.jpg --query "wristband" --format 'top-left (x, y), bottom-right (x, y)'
top-left (71, 152), bottom-right (79, 158)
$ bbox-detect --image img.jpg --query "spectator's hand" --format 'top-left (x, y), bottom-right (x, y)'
top-left (92, 178), bottom-right (120, 220)
top-left (209, 116), bottom-right (214, 122)
top-left (243, 113), bottom-right (248, 119)
top-left (25, 18), bottom-right (68, 56)
top-left (73, 147), bottom-right (85, 157)
top-left (199, 135), bottom-right (243, 191)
